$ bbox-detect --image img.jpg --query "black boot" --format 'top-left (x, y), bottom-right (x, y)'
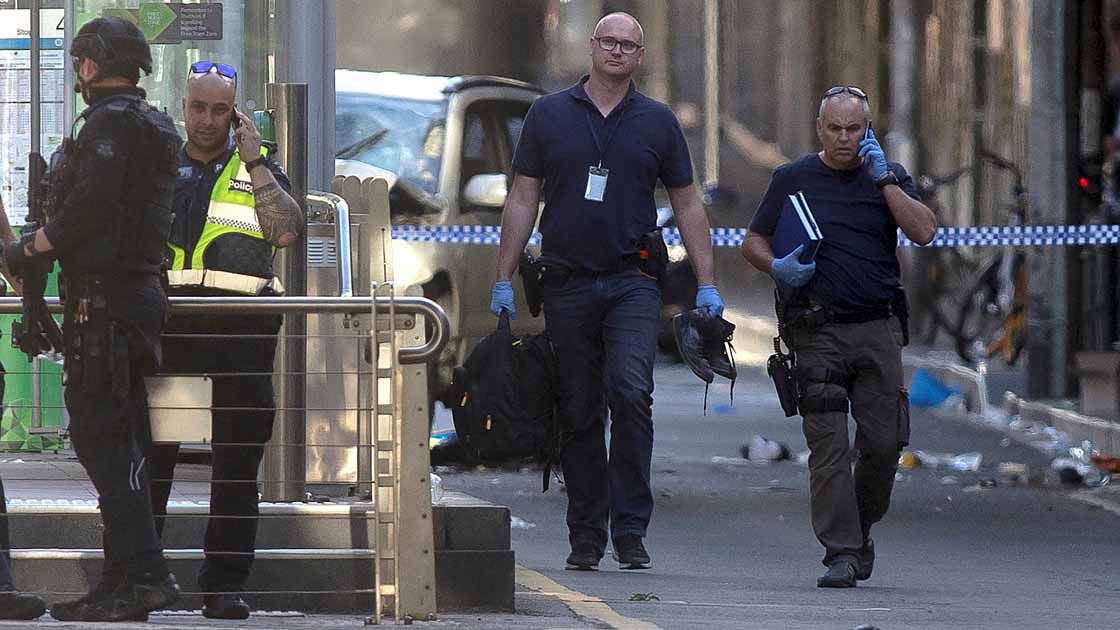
top-left (203, 593), bottom-right (251, 620)
top-left (612, 535), bottom-right (651, 570)
top-left (857, 538), bottom-right (875, 581)
top-left (817, 560), bottom-right (857, 588)
top-left (0, 590), bottom-right (47, 620)
top-left (80, 573), bottom-right (178, 622)
top-left (673, 309), bottom-right (715, 384)
top-left (565, 540), bottom-right (603, 571)
top-left (49, 582), bottom-right (121, 622)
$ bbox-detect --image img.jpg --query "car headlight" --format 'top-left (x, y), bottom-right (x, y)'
top-left (667, 244), bottom-right (688, 263)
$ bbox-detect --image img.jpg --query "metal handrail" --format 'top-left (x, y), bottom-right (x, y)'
top-left (307, 191), bottom-right (353, 297)
top-left (0, 296), bottom-right (448, 364)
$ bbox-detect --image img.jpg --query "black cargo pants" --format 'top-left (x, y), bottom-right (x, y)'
top-left (63, 279), bottom-right (170, 587)
top-left (787, 315), bottom-right (911, 568)
top-left (149, 313), bottom-right (281, 594)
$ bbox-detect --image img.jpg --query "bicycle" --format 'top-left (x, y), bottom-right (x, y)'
top-left (953, 152), bottom-right (1028, 366)
top-left (909, 169), bottom-right (980, 345)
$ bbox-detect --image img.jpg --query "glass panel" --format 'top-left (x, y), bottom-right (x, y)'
top-left (72, 0), bottom-right (274, 136)
top-left (0, 1), bottom-right (66, 226)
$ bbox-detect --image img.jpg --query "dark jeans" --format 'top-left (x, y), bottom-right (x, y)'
top-left (63, 281), bottom-right (170, 586)
top-left (149, 313), bottom-right (280, 593)
top-left (787, 316), bottom-right (911, 567)
top-left (543, 268), bottom-right (660, 551)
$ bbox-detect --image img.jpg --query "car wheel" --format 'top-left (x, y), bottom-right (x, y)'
top-left (425, 285), bottom-right (466, 410)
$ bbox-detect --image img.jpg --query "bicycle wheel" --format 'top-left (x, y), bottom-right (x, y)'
top-left (954, 256), bottom-right (1003, 364)
top-left (929, 247), bottom-right (978, 339)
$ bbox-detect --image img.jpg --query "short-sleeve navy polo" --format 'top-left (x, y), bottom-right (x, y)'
top-left (513, 76), bottom-right (694, 272)
top-left (749, 153), bottom-right (921, 309)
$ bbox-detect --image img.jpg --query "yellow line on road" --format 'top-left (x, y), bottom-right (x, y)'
top-left (516, 565), bottom-right (663, 630)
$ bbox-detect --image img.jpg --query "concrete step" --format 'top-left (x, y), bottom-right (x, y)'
top-left (4, 492), bottom-right (514, 613)
top-left (6, 495), bottom-right (510, 552)
top-left (9, 547), bottom-right (513, 614)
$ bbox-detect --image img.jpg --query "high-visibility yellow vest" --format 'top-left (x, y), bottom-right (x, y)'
top-left (167, 148), bottom-right (284, 295)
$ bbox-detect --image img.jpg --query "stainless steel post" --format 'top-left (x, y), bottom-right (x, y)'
top-left (262, 83), bottom-right (309, 501)
top-left (702, 0), bottom-right (720, 187)
top-left (30, 0), bottom-right (42, 430)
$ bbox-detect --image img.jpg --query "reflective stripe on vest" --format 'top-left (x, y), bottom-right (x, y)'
top-left (169, 147), bottom-right (280, 295)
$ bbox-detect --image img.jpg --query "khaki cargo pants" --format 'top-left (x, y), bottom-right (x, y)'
top-left (787, 315), bottom-right (910, 567)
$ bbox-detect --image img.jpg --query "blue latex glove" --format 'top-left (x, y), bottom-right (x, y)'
top-left (858, 127), bottom-right (888, 180)
top-left (490, 280), bottom-right (515, 318)
top-left (696, 285), bottom-right (724, 317)
top-left (771, 244), bottom-right (816, 288)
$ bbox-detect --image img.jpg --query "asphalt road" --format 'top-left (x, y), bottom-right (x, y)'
top-left (440, 360), bottom-right (1120, 630)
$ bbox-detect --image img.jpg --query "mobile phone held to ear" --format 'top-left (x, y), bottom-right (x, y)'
top-left (864, 121), bottom-right (872, 142)
top-left (231, 105), bottom-right (242, 130)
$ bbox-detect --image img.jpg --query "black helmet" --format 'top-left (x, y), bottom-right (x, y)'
top-left (70, 16), bottom-right (152, 79)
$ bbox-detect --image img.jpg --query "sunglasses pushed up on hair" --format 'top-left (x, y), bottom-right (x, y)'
top-left (189, 60), bottom-right (237, 82)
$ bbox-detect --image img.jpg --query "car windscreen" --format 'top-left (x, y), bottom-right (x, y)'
top-left (335, 93), bottom-right (447, 195)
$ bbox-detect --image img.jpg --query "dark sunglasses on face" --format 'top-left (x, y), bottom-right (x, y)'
top-left (190, 60), bottom-right (237, 82)
top-left (822, 85), bottom-right (868, 101)
top-left (594, 36), bottom-right (643, 55)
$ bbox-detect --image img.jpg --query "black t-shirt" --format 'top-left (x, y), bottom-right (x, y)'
top-left (749, 153), bottom-right (920, 309)
top-left (512, 76), bottom-right (694, 272)
top-left (171, 145), bottom-right (291, 264)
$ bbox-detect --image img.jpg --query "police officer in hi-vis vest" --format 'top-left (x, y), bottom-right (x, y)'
top-left (147, 61), bottom-right (303, 621)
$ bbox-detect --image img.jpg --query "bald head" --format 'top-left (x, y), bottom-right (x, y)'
top-left (183, 71), bottom-right (236, 154)
top-left (589, 12), bottom-right (645, 81)
top-left (593, 12), bottom-right (644, 45)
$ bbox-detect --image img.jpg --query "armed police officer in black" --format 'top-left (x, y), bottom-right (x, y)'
top-left (493, 13), bottom-right (723, 571)
top-left (2, 17), bottom-right (182, 621)
top-left (743, 87), bottom-right (936, 588)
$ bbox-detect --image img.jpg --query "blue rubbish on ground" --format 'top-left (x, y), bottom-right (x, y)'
top-left (909, 368), bottom-right (960, 408)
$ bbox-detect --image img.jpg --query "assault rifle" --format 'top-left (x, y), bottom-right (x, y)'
top-left (10, 152), bottom-right (64, 361)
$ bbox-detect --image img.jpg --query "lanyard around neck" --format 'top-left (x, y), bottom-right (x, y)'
top-left (584, 102), bottom-right (629, 169)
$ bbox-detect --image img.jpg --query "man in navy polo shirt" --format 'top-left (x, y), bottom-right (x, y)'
top-left (743, 87), bottom-right (935, 588)
top-left (492, 12), bottom-right (722, 571)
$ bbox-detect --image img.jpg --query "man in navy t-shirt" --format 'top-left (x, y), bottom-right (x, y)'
top-left (491, 12), bottom-right (723, 571)
top-left (743, 86), bottom-right (936, 588)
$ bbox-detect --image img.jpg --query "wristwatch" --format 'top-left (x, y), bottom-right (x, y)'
top-left (875, 170), bottom-right (899, 189)
top-left (244, 156), bottom-right (267, 171)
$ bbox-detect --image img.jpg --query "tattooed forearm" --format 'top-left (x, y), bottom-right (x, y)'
top-left (254, 182), bottom-right (304, 246)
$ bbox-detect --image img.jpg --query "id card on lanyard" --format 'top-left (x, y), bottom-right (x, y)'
top-left (584, 107), bottom-right (627, 202)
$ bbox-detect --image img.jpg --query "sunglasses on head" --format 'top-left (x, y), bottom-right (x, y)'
top-left (190, 60), bottom-right (237, 81)
top-left (822, 85), bottom-right (868, 101)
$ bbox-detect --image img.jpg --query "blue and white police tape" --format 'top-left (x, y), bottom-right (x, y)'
top-left (389, 224), bottom-right (1120, 248)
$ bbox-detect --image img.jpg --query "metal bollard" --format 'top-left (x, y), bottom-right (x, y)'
top-left (262, 83), bottom-right (309, 502)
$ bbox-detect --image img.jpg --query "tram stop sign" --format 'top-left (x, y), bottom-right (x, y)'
top-left (136, 2), bottom-right (223, 45)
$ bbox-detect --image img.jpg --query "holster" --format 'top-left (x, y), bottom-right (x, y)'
top-left (518, 251), bottom-right (543, 318)
top-left (637, 228), bottom-right (668, 282)
top-left (67, 282), bottom-right (130, 401)
top-left (892, 286), bottom-right (911, 347)
top-left (767, 337), bottom-right (799, 417)
top-left (769, 291), bottom-right (799, 417)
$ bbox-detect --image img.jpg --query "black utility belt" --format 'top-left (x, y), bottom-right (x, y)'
top-left (785, 303), bottom-right (895, 329)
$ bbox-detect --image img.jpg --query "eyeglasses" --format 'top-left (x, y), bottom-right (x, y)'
top-left (594, 36), bottom-right (643, 55)
top-left (190, 60), bottom-right (237, 82)
top-left (822, 85), bottom-right (868, 101)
